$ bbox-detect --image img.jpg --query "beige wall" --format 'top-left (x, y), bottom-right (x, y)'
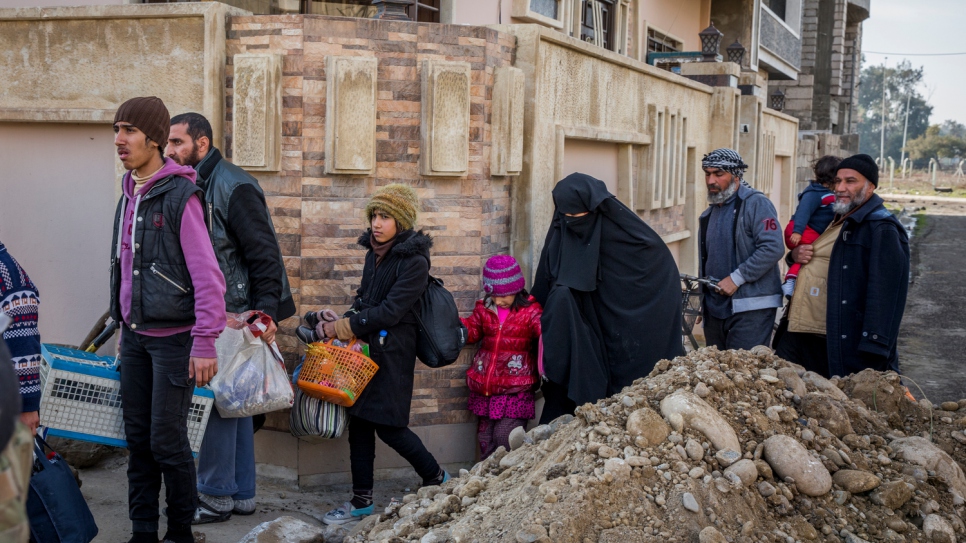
top-left (639, 0), bottom-right (708, 51)
top-left (446, 0), bottom-right (508, 25)
top-left (562, 139), bottom-right (620, 195)
top-left (0, 123), bottom-right (117, 351)
top-left (0, 0), bottom-right (124, 5)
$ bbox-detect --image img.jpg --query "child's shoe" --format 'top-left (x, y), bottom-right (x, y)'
top-left (781, 279), bottom-right (796, 298)
top-left (322, 502), bottom-right (374, 525)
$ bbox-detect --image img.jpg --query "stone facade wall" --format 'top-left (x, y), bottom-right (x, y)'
top-left (770, 0), bottom-right (865, 136)
top-left (225, 15), bottom-right (517, 432)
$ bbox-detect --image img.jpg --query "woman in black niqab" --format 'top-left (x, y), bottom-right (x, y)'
top-left (533, 173), bottom-right (685, 423)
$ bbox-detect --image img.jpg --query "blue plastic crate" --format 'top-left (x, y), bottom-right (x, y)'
top-left (39, 344), bottom-right (214, 452)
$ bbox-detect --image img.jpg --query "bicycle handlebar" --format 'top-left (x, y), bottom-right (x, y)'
top-left (680, 273), bottom-right (719, 289)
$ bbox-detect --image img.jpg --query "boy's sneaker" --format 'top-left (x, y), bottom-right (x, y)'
top-left (296, 325), bottom-right (320, 345)
top-left (421, 470), bottom-right (450, 488)
top-left (322, 501), bottom-right (374, 525)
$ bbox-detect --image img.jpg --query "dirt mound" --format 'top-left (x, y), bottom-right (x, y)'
top-left (345, 348), bottom-right (966, 543)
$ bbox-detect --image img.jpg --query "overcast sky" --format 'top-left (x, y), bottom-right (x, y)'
top-left (860, 0), bottom-right (966, 126)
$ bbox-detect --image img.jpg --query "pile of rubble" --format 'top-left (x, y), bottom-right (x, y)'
top-left (341, 347), bottom-right (966, 543)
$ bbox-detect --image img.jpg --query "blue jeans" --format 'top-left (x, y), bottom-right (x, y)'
top-left (703, 307), bottom-right (778, 351)
top-left (196, 409), bottom-right (256, 500)
top-left (119, 327), bottom-right (197, 534)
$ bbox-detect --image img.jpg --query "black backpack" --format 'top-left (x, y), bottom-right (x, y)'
top-left (412, 275), bottom-right (467, 368)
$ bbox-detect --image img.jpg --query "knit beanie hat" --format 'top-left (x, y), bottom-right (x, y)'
top-left (482, 255), bottom-right (526, 297)
top-left (113, 96), bottom-right (170, 148)
top-left (836, 153), bottom-right (879, 187)
top-left (365, 183), bottom-right (419, 231)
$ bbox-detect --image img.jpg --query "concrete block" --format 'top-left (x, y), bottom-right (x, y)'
top-left (233, 53), bottom-right (283, 171)
top-left (490, 66), bottom-right (525, 176)
top-left (421, 59), bottom-right (471, 177)
top-left (325, 55), bottom-right (377, 175)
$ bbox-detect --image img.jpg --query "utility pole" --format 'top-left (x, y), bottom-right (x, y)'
top-left (879, 57), bottom-right (888, 167)
top-left (900, 91), bottom-right (912, 176)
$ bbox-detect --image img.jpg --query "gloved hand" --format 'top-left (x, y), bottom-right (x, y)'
top-left (315, 309), bottom-right (340, 339)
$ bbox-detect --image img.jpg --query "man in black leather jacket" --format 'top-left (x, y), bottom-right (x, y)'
top-left (167, 113), bottom-right (294, 524)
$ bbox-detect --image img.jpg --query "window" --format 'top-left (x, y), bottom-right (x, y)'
top-left (647, 28), bottom-right (681, 53)
top-left (530, 0), bottom-right (559, 19)
top-left (579, 0), bottom-right (616, 51)
top-left (299, 0), bottom-right (375, 17)
top-left (767, 0), bottom-right (786, 20)
top-left (408, 0), bottom-right (441, 23)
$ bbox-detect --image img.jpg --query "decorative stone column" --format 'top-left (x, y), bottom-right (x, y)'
top-left (372, 0), bottom-right (414, 20)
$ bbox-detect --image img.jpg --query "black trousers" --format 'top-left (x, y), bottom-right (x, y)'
top-left (348, 416), bottom-right (440, 492)
top-left (773, 313), bottom-right (830, 377)
top-left (703, 307), bottom-right (778, 351)
top-left (119, 327), bottom-right (197, 533)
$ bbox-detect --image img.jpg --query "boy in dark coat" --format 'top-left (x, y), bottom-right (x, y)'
top-left (318, 184), bottom-right (447, 525)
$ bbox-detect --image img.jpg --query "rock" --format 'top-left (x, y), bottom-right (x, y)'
top-left (758, 481), bottom-right (776, 497)
top-left (45, 437), bottom-right (119, 469)
top-left (870, 480), bottom-right (916, 509)
top-left (598, 526), bottom-right (647, 543)
top-left (714, 449), bottom-right (741, 468)
top-left (842, 531), bottom-right (872, 543)
top-left (833, 490), bottom-right (851, 505)
top-left (508, 426), bottom-right (530, 450)
top-left (548, 414), bottom-right (574, 433)
top-left (699, 526), bottom-right (728, 543)
top-left (685, 439), bottom-right (704, 461)
top-left (688, 467), bottom-right (705, 479)
top-left (765, 405), bottom-right (783, 421)
top-left (597, 445), bottom-right (620, 459)
top-left (750, 345), bottom-right (774, 356)
top-left (238, 516), bottom-right (326, 543)
top-left (885, 518), bottom-right (908, 533)
top-left (529, 424), bottom-right (553, 442)
top-left (942, 401), bottom-right (960, 412)
top-left (778, 367), bottom-right (808, 397)
top-left (625, 456), bottom-right (649, 467)
top-left (626, 407), bottom-right (670, 447)
top-left (457, 478), bottom-right (485, 499)
top-left (604, 458), bottom-right (631, 480)
top-left (724, 459), bottom-right (758, 486)
top-left (802, 371), bottom-right (849, 401)
top-left (694, 382), bottom-right (711, 398)
top-left (660, 390), bottom-right (741, 452)
top-left (923, 514), bottom-right (957, 543)
top-left (801, 394), bottom-right (854, 437)
top-left (682, 492), bottom-right (700, 512)
top-left (500, 449), bottom-right (527, 468)
top-left (755, 459), bottom-right (773, 480)
top-left (762, 435), bottom-right (832, 496)
top-left (891, 436), bottom-right (966, 497)
top-left (760, 374), bottom-right (781, 384)
top-left (421, 529), bottom-right (451, 543)
top-left (323, 524), bottom-right (349, 543)
top-left (832, 470), bottom-right (881, 493)
top-left (801, 429), bottom-right (815, 442)
top-left (515, 523), bottom-right (548, 543)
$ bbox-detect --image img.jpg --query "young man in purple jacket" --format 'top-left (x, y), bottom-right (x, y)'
top-left (110, 97), bottom-right (226, 543)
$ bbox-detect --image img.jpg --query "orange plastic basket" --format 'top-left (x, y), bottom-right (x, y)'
top-left (297, 341), bottom-right (379, 407)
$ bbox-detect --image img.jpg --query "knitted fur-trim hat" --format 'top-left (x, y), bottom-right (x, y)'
top-left (365, 183), bottom-right (419, 231)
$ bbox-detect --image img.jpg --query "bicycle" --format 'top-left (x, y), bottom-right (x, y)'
top-left (680, 274), bottom-right (718, 351)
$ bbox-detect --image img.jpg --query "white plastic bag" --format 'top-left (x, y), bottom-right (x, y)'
top-left (210, 311), bottom-right (294, 418)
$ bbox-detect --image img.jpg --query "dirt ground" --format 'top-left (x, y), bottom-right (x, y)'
top-left (885, 195), bottom-right (966, 403)
top-left (81, 453), bottom-right (425, 543)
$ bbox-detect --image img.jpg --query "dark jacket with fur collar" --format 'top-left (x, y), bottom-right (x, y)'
top-left (346, 229), bottom-right (432, 427)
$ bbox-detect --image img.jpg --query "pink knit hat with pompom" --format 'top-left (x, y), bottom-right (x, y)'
top-left (482, 255), bottom-right (525, 297)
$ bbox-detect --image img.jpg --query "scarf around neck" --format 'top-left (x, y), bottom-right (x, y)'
top-left (370, 232), bottom-right (398, 267)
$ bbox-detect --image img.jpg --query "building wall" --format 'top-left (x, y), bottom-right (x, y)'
top-left (0, 2), bottom-right (243, 352)
top-left (637, 0), bottom-right (708, 51)
top-left (224, 14), bottom-right (517, 484)
top-left (0, 123), bottom-right (117, 351)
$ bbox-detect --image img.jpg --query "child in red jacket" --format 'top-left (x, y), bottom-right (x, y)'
top-left (461, 255), bottom-right (542, 459)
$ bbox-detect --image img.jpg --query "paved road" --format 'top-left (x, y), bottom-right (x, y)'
top-left (895, 199), bottom-right (966, 403)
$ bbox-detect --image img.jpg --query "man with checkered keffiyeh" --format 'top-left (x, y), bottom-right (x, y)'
top-left (0, 241), bottom-right (40, 436)
top-left (698, 148), bottom-right (785, 350)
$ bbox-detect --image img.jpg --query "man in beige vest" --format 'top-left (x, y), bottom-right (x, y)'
top-left (780, 154), bottom-right (910, 377)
